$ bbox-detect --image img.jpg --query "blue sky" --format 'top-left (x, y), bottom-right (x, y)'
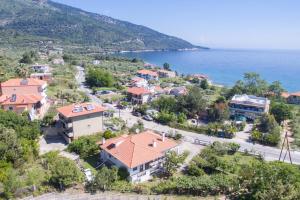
top-left (53, 0), bottom-right (300, 50)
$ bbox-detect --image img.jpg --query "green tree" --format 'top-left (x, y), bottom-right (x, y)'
top-left (208, 97), bottom-right (230, 122)
top-left (86, 68), bottom-right (115, 88)
top-left (178, 86), bottom-right (208, 118)
top-left (234, 161), bottom-right (300, 200)
top-left (0, 126), bottom-right (23, 165)
top-left (163, 63), bottom-right (170, 70)
top-left (152, 96), bottom-right (177, 113)
top-left (68, 136), bottom-right (99, 158)
top-left (200, 79), bottom-right (209, 90)
top-left (270, 102), bottom-right (292, 124)
top-left (19, 53), bottom-right (33, 64)
top-left (163, 151), bottom-right (188, 177)
top-left (48, 157), bottom-right (83, 189)
top-left (3, 169), bottom-right (21, 199)
top-left (252, 114), bottom-right (281, 145)
top-left (243, 72), bottom-right (268, 96)
top-left (268, 81), bottom-right (285, 97)
top-left (92, 166), bottom-right (118, 191)
top-left (103, 130), bottom-right (116, 139)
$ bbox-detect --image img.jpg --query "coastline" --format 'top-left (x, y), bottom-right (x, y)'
top-left (118, 47), bottom-right (209, 54)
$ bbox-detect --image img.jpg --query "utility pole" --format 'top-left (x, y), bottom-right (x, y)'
top-left (279, 132), bottom-right (293, 164)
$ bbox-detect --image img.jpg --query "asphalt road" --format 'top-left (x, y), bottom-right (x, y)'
top-left (76, 66), bottom-right (300, 165)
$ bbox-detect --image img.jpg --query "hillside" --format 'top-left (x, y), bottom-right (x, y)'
top-left (0, 0), bottom-right (204, 52)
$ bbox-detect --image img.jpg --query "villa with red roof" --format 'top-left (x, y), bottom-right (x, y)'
top-left (57, 103), bottom-right (105, 143)
top-left (100, 130), bottom-right (179, 183)
top-left (137, 69), bottom-right (158, 81)
top-left (286, 92), bottom-right (300, 104)
top-left (131, 77), bottom-right (148, 88)
top-left (127, 87), bottom-right (151, 104)
top-left (0, 78), bottom-right (49, 120)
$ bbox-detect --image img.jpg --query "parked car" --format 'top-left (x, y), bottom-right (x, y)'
top-left (146, 109), bottom-right (159, 118)
top-left (132, 111), bottom-right (142, 117)
top-left (104, 111), bottom-right (114, 118)
top-left (143, 115), bottom-right (153, 121)
top-left (84, 168), bottom-right (93, 182)
top-left (96, 90), bottom-right (114, 95)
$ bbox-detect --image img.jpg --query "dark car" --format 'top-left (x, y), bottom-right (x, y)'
top-left (143, 115), bottom-right (153, 121)
top-left (132, 111), bottom-right (142, 117)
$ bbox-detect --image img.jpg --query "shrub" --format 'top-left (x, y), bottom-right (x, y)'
top-left (103, 130), bottom-right (116, 139)
top-left (67, 136), bottom-right (99, 158)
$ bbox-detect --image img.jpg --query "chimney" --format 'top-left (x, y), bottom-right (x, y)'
top-left (102, 137), bottom-right (106, 145)
top-left (152, 139), bottom-right (157, 148)
top-left (162, 132), bottom-right (165, 142)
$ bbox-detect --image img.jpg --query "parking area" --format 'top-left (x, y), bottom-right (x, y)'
top-left (39, 126), bottom-right (67, 155)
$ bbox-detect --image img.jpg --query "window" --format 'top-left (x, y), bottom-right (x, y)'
top-left (8, 106), bottom-right (13, 111)
top-left (139, 164), bottom-right (144, 172)
top-left (133, 167), bottom-right (137, 171)
top-left (145, 162), bottom-right (150, 170)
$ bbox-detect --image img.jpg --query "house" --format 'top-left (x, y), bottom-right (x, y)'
top-left (0, 94), bottom-right (47, 120)
top-left (127, 87), bottom-right (151, 104)
top-left (131, 77), bottom-right (148, 88)
top-left (57, 103), bottom-right (105, 143)
top-left (191, 74), bottom-right (209, 81)
top-left (137, 69), bottom-right (159, 81)
top-left (286, 92), bottom-right (300, 104)
top-left (30, 73), bottom-right (53, 83)
top-left (0, 78), bottom-right (49, 120)
top-left (100, 130), bottom-right (178, 183)
top-left (52, 58), bottom-right (65, 65)
top-left (0, 78), bottom-right (47, 97)
top-left (158, 70), bottom-right (176, 78)
top-left (32, 64), bottom-right (49, 73)
top-left (170, 86), bottom-right (188, 96)
top-left (93, 60), bottom-right (101, 65)
top-left (229, 94), bottom-right (270, 120)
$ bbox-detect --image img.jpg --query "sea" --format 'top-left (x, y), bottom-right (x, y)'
top-left (118, 49), bottom-right (300, 92)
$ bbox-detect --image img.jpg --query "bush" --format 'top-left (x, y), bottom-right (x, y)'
top-left (103, 130), bottom-right (116, 139)
top-left (43, 152), bottom-right (83, 189)
top-left (67, 136), bottom-right (99, 158)
top-left (118, 167), bottom-right (129, 180)
top-left (86, 68), bottom-right (115, 88)
top-left (156, 110), bottom-right (177, 125)
top-left (251, 114), bottom-right (281, 146)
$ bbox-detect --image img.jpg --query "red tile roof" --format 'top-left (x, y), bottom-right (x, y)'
top-left (57, 103), bottom-right (105, 118)
top-left (137, 69), bottom-right (158, 77)
top-left (127, 87), bottom-right (151, 95)
top-left (290, 92), bottom-right (300, 97)
top-left (1, 78), bottom-right (46, 87)
top-left (100, 130), bottom-right (178, 168)
top-left (0, 94), bottom-right (43, 105)
top-left (281, 92), bottom-right (290, 98)
top-left (131, 77), bottom-right (146, 83)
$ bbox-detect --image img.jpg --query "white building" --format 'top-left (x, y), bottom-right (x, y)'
top-left (137, 69), bottom-right (159, 81)
top-left (229, 94), bottom-right (270, 120)
top-left (131, 77), bottom-right (148, 88)
top-left (127, 87), bottom-right (151, 104)
top-left (32, 64), bottom-right (49, 73)
top-left (100, 130), bottom-right (178, 183)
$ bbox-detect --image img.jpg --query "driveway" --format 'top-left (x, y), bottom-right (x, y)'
top-left (39, 127), bottom-right (67, 155)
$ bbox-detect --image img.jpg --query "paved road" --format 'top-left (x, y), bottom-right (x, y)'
top-left (23, 192), bottom-right (188, 200)
top-left (75, 66), bottom-right (300, 165)
top-left (120, 109), bottom-right (300, 164)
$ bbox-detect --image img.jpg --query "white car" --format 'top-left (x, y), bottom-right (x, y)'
top-left (84, 169), bottom-right (93, 182)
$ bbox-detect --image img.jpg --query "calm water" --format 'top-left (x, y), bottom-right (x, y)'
top-left (119, 49), bottom-right (300, 92)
